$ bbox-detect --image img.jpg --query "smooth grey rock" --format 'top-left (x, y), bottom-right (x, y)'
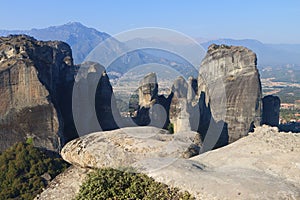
top-left (61, 126), bottom-right (200, 168)
top-left (50, 126), bottom-right (300, 200)
top-left (134, 126), bottom-right (300, 200)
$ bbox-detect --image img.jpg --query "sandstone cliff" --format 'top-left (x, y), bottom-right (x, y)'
top-left (0, 35), bottom-right (120, 151)
top-left (198, 44), bottom-right (262, 143)
top-left (0, 35), bottom-right (76, 151)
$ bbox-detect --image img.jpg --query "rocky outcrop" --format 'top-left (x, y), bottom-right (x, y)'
top-left (43, 126), bottom-right (300, 200)
top-left (169, 76), bottom-right (192, 133)
top-left (0, 35), bottom-right (120, 151)
top-left (198, 44), bottom-right (262, 143)
top-left (72, 61), bottom-right (120, 136)
top-left (61, 126), bottom-right (201, 168)
top-left (262, 95), bottom-right (280, 127)
top-left (138, 72), bottom-right (158, 108)
top-left (0, 35), bottom-right (76, 151)
top-left (135, 126), bottom-right (300, 200)
top-left (135, 73), bottom-right (171, 128)
top-left (35, 166), bottom-right (92, 200)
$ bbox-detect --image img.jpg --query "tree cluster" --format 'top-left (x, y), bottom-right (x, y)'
top-left (0, 142), bottom-right (69, 199)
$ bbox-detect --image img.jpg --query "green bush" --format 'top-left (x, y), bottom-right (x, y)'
top-left (167, 123), bottom-right (174, 134)
top-left (75, 168), bottom-right (195, 200)
top-left (0, 142), bottom-right (69, 200)
top-left (26, 137), bottom-right (33, 145)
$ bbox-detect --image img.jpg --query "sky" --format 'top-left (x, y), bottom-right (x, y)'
top-left (0, 0), bottom-right (299, 43)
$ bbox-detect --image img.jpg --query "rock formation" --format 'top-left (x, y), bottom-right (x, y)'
top-left (61, 126), bottom-right (201, 169)
top-left (0, 35), bottom-right (76, 151)
top-left (134, 45), bottom-right (262, 148)
top-left (135, 126), bottom-right (300, 200)
top-left (169, 76), bottom-right (192, 133)
top-left (41, 125), bottom-right (300, 200)
top-left (138, 72), bottom-right (158, 108)
top-left (35, 166), bottom-right (93, 200)
top-left (0, 35), bottom-right (120, 151)
top-left (198, 44), bottom-right (262, 143)
top-left (262, 95), bottom-right (280, 127)
top-left (72, 61), bottom-right (120, 136)
top-left (135, 73), bottom-right (171, 129)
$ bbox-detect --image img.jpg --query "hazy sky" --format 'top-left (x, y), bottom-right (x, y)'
top-left (1, 0), bottom-right (299, 43)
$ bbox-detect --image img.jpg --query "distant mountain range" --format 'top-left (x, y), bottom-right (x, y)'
top-left (0, 22), bottom-right (110, 64)
top-left (1, 22), bottom-right (299, 76)
top-left (0, 22), bottom-right (199, 79)
top-left (201, 39), bottom-right (300, 67)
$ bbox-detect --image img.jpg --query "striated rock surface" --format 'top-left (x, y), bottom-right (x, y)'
top-left (198, 44), bottom-right (262, 143)
top-left (61, 126), bottom-right (200, 168)
top-left (0, 35), bottom-right (76, 151)
top-left (262, 95), bottom-right (280, 127)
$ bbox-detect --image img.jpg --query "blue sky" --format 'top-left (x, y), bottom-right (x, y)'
top-left (1, 0), bottom-right (299, 43)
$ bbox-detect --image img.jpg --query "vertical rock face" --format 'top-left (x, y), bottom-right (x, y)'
top-left (169, 76), bottom-right (191, 133)
top-left (72, 61), bottom-right (120, 135)
top-left (262, 95), bottom-right (280, 127)
top-left (187, 76), bottom-right (198, 102)
top-left (138, 72), bottom-right (158, 108)
top-left (0, 35), bottom-right (76, 151)
top-left (198, 44), bottom-right (262, 143)
top-left (135, 73), bottom-right (171, 128)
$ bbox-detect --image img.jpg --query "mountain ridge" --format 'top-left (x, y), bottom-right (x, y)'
top-left (1, 22), bottom-right (299, 68)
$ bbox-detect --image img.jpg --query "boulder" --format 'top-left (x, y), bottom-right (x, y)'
top-left (61, 126), bottom-right (201, 168)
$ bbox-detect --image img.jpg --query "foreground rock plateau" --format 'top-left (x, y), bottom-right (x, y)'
top-left (37, 126), bottom-right (300, 200)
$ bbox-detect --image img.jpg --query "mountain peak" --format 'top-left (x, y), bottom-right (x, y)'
top-left (64, 21), bottom-right (85, 27)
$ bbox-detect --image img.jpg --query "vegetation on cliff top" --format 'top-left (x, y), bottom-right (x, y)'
top-left (75, 168), bottom-right (195, 200)
top-left (0, 142), bottom-right (69, 200)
